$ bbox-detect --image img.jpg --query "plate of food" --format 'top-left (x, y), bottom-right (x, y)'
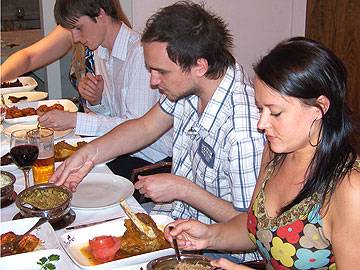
top-left (1, 248), bottom-right (74, 270)
top-left (60, 214), bottom-right (175, 269)
top-left (1, 77), bottom-right (38, 94)
top-left (3, 124), bottom-right (73, 140)
top-left (3, 91), bottom-right (48, 106)
top-left (71, 173), bottom-right (134, 210)
top-left (4, 99), bottom-right (78, 124)
top-left (0, 217), bottom-right (61, 258)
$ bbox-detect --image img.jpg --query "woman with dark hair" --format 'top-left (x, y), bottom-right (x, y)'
top-left (165, 37), bottom-right (360, 269)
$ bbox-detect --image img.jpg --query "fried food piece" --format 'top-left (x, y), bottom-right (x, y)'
top-left (54, 140), bottom-right (88, 162)
top-left (1, 232), bottom-right (17, 244)
top-left (1, 79), bottom-right (23, 88)
top-left (5, 107), bottom-right (24, 119)
top-left (21, 107), bottom-right (36, 116)
top-left (18, 234), bottom-right (40, 252)
top-left (8, 96), bottom-right (27, 103)
top-left (36, 104), bottom-right (50, 114)
top-left (49, 104), bottom-right (64, 111)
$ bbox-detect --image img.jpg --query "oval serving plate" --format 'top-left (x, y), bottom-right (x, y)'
top-left (3, 91), bottom-right (48, 106)
top-left (4, 99), bottom-right (78, 125)
top-left (3, 123), bottom-right (73, 140)
top-left (0, 77), bottom-right (38, 94)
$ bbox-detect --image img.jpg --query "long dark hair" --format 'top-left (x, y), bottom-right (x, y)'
top-left (254, 37), bottom-right (357, 212)
top-left (141, 1), bottom-right (235, 80)
top-left (54, 0), bottom-right (131, 29)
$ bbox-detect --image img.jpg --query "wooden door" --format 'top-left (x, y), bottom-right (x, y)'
top-left (306, 0), bottom-right (360, 152)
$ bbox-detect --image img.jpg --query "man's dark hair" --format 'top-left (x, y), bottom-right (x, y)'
top-left (141, 1), bottom-right (235, 79)
top-left (54, 0), bottom-right (131, 29)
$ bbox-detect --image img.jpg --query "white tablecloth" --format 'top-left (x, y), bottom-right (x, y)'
top-left (1, 125), bottom-right (149, 270)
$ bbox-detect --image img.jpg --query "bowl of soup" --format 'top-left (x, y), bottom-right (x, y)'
top-left (15, 183), bottom-right (72, 222)
top-left (0, 171), bottom-right (16, 203)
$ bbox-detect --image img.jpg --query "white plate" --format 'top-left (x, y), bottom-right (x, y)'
top-left (3, 91), bottom-right (48, 105)
top-left (1, 248), bottom-right (74, 270)
top-left (1, 77), bottom-right (38, 94)
top-left (3, 123), bottom-right (73, 140)
top-left (71, 173), bottom-right (134, 210)
top-left (0, 217), bottom-right (61, 253)
top-left (60, 214), bottom-right (175, 269)
top-left (4, 99), bottom-right (78, 124)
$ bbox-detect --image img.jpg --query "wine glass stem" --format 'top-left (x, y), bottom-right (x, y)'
top-left (23, 168), bottom-right (31, 189)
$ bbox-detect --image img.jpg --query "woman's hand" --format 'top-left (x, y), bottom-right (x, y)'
top-left (164, 219), bottom-right (214, 250)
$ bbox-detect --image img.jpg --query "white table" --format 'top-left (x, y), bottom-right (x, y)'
top-left (1, 127), bottom-right (149, 270)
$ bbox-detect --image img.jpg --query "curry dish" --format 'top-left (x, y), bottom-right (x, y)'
top-left (21, 187), bottom-right (69, 210)
top-left (81, 213), bottom-right (170, 265)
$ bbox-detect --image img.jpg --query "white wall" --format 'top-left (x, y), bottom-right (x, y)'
top-left (131, 0), bottom-right (307, 77)
top-left (40, 0), bottom-right (306, 97)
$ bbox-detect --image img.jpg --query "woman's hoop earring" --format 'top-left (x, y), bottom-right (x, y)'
top-left (308, 119), bottom-right (322, 147)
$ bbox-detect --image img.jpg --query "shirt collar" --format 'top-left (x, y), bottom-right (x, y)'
top-left (97, 23), bottom-right (131, 61)
top-left (186, 65), bottom-right (236, 132)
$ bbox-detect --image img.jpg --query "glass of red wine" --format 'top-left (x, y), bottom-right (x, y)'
top-left (10, 129), bottom-right (39, 189)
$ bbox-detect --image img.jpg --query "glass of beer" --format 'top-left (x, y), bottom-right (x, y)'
top-left (27, 128), bottom-right (55, 184)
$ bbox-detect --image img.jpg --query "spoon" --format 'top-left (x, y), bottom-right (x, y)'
top-left (1, 217), bottom-right (48, 256)
top-left (169, 226), bottom-right (182, 262)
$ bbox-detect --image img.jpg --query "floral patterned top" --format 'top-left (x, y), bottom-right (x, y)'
top-left (247, 159), bottom-right (359, 270)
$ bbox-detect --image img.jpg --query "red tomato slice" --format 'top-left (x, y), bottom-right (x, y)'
top-left (89, 236), bottom-right (121, 263)
top-left (89, 236), bottom-right (116, 250)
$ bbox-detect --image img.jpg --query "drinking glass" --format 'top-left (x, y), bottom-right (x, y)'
top-left (10, 129), bottom-right (39, 189)
top-left (27, 128), bottom-right (55, 184)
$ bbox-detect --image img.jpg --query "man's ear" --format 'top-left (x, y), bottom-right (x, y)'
top-left (192, 58), bottom-right (208, 77)
top-left (96, 8), bottom-right (106, 22)
top-left (316, 95), bottom-right (330, 117)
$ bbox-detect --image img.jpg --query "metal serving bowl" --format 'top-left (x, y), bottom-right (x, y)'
top-left (15, 183), bottom-right (72, 223)
top-left (0, 171), bottom-right (16, 203)
top-left (147, 254), bottom-right (216, 270)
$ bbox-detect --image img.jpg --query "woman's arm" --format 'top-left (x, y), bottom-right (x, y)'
top-left (1, 25), bottom-right (73, 82)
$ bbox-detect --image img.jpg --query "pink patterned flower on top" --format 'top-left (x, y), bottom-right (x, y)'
top-left (277, 220), bottom-right (304, 244)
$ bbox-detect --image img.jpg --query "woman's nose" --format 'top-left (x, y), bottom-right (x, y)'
top-left (257, 113), bottom-right (269, 131)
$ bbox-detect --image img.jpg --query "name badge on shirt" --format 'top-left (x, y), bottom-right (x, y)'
top-left (198, 139), bottom-right (215, 168)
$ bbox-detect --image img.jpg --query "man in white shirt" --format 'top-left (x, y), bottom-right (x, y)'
top-left (39, 0), bottom-right (172, 178)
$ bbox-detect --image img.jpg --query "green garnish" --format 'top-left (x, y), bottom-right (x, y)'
top-left (36, 254), bottom-right (60, 270)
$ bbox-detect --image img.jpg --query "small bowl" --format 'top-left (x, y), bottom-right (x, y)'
top-left (147, 254), bottom-right (215, 270)
top-left (0, 171), bottom-right (16, 203)
top-left (16, 183), bottom-right (72, 223)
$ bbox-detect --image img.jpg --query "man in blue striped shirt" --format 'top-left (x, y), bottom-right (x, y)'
top-left (52, 1), bottom-right (264, 263)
